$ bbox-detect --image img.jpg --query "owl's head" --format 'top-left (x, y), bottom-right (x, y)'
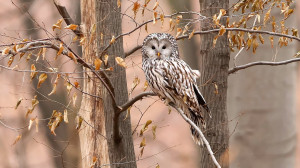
top-left (142, 33), bottom-right (179, 60)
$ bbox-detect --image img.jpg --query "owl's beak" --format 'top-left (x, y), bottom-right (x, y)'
top-left (157, 52), bottom-right (161, 57)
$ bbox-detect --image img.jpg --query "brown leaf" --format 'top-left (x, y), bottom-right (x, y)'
top-left (7, 56), bottom-right (14, 67)
top-left (176, 28), bottom-right (182, 38)
top-left (56, 43), bottom-right (64, 59)
top-left (104, 54), bottom-right (109, 65)
top-left (143, 81), bottom-right (148, 91)
top-left (188, 29), bottom-right (195, 40)
top-left (115, 57), bottom-right (127, 68)
top-left (37, 73), bottom-right (47, 88)
top-left (30, 64), bottom-right (37, 80)
top-left (123, 106), bottom-right (132, 121)
top-left (152, 125), bottom-right (157, 140)
top-left (139, 137), bottom-right (146, 148)
top-left (213, 35), bottom-right (219, 48)
top-left (264, 9), bottom-right (271, 25)
top-left (153, 12), bottom-right (158, 24)
top-left (15, 98), bottom-right (23, 109)
top-left (110, 35), bottom-right (116, 45)
top-left (64, 109), bottom-right (69, 123)
top-left (160, 14), bottom-right (164, 27)
top-left (269, 36), bottom-right (274, 48)
top-left (153, 1), bottom-right (159, 10)
top-left (66, 82), bottom-right (72, 95)
top-left (132, 1), bottom-right (140, 18)
top-left (2, 47), bottom-right (10, 55)
top-left (80, 36), bottom-right (86, 46)
top-left (68, 52), bottom-right (78, 64)
top-left (94, 58), bottom-right (102, 70)
top-left (117, 0), bottom-right (121, 8)
top-left (64, 24), bottom-right (78, 30)
top-left (75, 115), bottom-right (83, 130)
top-left (218, 25), bottom-right (226, 36)
top-left (12, 135), bottom-right (22, 145)
top-left (52, 19), bottom-right (63, 31)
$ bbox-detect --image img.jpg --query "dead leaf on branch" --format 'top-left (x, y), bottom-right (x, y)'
top-left (115, 57), bottom-right (127, 68)
top-left (37, 73), bottom-right (47, 88)
top-left (52, 18), bottom-right (63, 31)
top-left (64, 24), bottom-right (78, 30)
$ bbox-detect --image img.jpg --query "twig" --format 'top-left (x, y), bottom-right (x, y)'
top-left (125, 45), bottom-right (142, 58)
top-left (53, 0), bottom-right (83, 37)
top-left (169, 102), bottom-right (221, 168)
top-left (228, 57), bottom-right (300, 74)
top-left (118, 92), bottom-right (156, 113)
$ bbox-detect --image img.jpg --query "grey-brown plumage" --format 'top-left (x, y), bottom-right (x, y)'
top-left (141, 33), bottom-right (211, 145)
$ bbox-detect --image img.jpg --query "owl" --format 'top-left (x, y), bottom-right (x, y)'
top-left (142, 33), bottom-right (211, 145)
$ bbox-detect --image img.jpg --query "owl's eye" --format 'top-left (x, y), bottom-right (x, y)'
top-left (151, 46), bottom-right (156, 50)
top-left (162, 45), bottom-right (166, 49)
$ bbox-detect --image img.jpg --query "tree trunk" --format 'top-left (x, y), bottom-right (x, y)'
top-left (79, 1), bottom-right (136, 168)
top-left (227, 4), bottom-right (297, 168)
top-left (199, 0), bottom-right (230, 167)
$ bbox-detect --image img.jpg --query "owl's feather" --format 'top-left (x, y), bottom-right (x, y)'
top-left (142, 33), bottom-right (210, 146)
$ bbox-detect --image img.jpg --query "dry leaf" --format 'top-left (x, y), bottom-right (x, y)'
top-left (259, 34), bottom-right (264, 44)
top-left (130, 76), bottom-right (140, 94)
top-left (188, 29), bottom-right (195, 40)
top-left (115, 57), bottom-right (127, 68)
top-left (104, 54), bottom-right (109, 65)
top-left (140, 120), bottom-right (152, 136)
top-left (139, 137), bottom-right (146, 148)
top-left (66, 82), bottom-right (72, 95)
top-left (56, 43), bottom-right (64, 59)
top-left (64, 24), bottom-right (78, 30)
top-left (7, 56), bottom-right (14, 67)
top-left (72, 92), bottom-right (77, 107)
top-left (35, 119), bottom-right (39, 132)
top-left (15, 98), bottom-right (23, 109)
top-left (80, 36), bottom-right (86, 46)
top-left (145, 23), bottom-right (148, 33)
top-left (48, 110), bottom-right (63, 136)
top-left (94, 58), bottom-right (102, 70)
top-left (37, 73), bottom-right (47, 88)
top-left (75, 115), bottom-right (83, 130)
top-left (176, 28), bottom-right (182, 38)
top-left (68, 52), bottom-right (78, 64)
top-left (132, 1), bottom-right (140, 18)
top-left (153, 1), bottom-right (159, 10)
top-left (123, 106), bottom-right (132, 121)
top-left (110, 35), bottom-right (116, 44)
top-left (264, 9), bottom-right (271, 25)
top-left (12, 135), bottom-right (22, 145)
top-left (2, 47), bottom-right (10, 55)
top-left (64, 109), bottom-right (69, 123)
top-left (213, 35), bottom-right (219, 48)
top-left (28, 118), bottom-right (35, 130)
top-left (160, 14), bottom-right (164, 27)
top-left (52, 19), bottom-right (63, 31)
top-left (30, 64), bottom-right (37, 80)
top-left (218, 25), bottom-right (226, 36)
top-left (176, 15), bottom-right (182, 24)
top-left (117, 0), bottom-right (121, 8)
top-left (153, 12), bottom-right (157, 24)
top-left (269, 36), bottom-right (274, 48)
top-left (143, 81), bottom-right (148, 91)
top-left (42, 48), bottom-right (47, 60)
top-left (156, 164), bottom-right (160, 168)
top-left (48, 74), bottom-right (60, 96)
top-left (152, 125), bottom-right (157, 140)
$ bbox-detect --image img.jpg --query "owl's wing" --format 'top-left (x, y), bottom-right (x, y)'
top-left (163, 59), bottom-right (210, 117)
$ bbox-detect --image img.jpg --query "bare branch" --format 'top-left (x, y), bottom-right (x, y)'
top-left (169, 102), bottom-right (221, 168)
top-left (228, 58), bottom-right (300, 74)
top-left (125, 45), bottom-right (142, 58)
top-left (118, 92), bottom-right (156, 113)
top-left (53, 0), bottom-right (83, 37)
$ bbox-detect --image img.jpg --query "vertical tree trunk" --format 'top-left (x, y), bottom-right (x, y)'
top-left (199, 0), bottom-right (230, 167)
top-left (79, 1), bottom-right (137, 168)
top-left (227, 4), bottom-right (297, 168)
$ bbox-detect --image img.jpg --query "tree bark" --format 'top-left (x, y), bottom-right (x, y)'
top-left (79, 1), bottom-right (136, 168)
top-left (199, 0), bottom-right (230, 167)
top-left (227, 3), bottom-right (297, 168)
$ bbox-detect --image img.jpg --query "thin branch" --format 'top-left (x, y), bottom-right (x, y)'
top-left (118, 92), bottom-right (156, 113)
top-left (53, 0), bottom-right (83, 37)
top-left (169, 102), bottom-right (221, 168)
top-left (228, 57), bottom-right (300, 74)
top-left (125, 45), bottom-right (142, 58)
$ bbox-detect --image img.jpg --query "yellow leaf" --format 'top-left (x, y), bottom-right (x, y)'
top-left (75, 115), bottom-right (83, 130)
top-left (52, 18), bottom-right (63, 31)
top-left (74, 81), bottom-right (80, 88)
top-left (117, 0), bottom-right (121, 8)
top-left (123, 106), bottom-right (132, 121)
top-left (2, 47), bottom-right (10, 55)
top-left (160, 14), bottom-right (164, 27)
top-left (130, 76), bottom-right (140, 94)
top-left (7, 56), bottom-right (14, 67)
top-left (80, 36), bottom-right (86, 46)
top-left (48, 84), bottom-right (57, 96)
top-left (115, 57), bottom-right (127, 68)
top-left (143, 81), bottom-right (148, 91)
top-left (139, 137), bottom-right (146, 148)
top-left (110, 35), bottom-right (116, 44)
top-left (28, 118), bottom-right (35, 130)
top-left (132, 1), bottom-right (140, 18)
top-left (15, 98), bottom-right (23, 109)
top-left (64, 24), bottom-right (78, 30)
top-left (140, 120), bottom-right (152, 136)
top-left (35, 119), bottom-right (39, 132)
top-left (294, 51), bottom-right (300, 58)
top-left (42, 48), bottom-right (47, 60)
top-left (64, 109), bottom-right (69, 123)
top-left (139, 147), bottom-right (145, 157)
top-left (56, 43), bottom-right (64, 59)
top-left (269, 36), bottom-right (274, 48)
top-left (68, 52), bottom-right (78, 64)
top-left (36, 48), bottom-right (43, 61)
top-left (26, 53), bottom-right (32, 62)
top-left (30, 64), bottom-right (37, 80)
top-left (12, 135), bottom-right (22, 145)
top-left (37, 73), bottom-right (47, 88)
top-left (176, 28), bottom-right (182, 38)
top-left (176, 15), bottom-right (182, 24)
top-left (188, 29), bottom-right (195, 40)
top-left (104, 54), bottom-right (109, 65)
top-left (49, 111), bottom-right (63, 136)
top-left (252, 38), bottom-right (258, 54)
top-left (72, 35), bottom-right (78, 42)
top-left (153, 1), bottom-right (159, 10)
top-left (72, 92), bottom-right (77, 107)
top-left (169, 18), bottom-right (173, 29)
top-left (155, 164), bottom-right (160, 168)
top-left (218, 25), bottom-right (226, 36)
top-left (217, 9), bottom-right (226, 21)
top-left (292, 28), bottom-right (298, 37)
top-left (66, 82), bottom-right (72, 95)
top-left (13, 44), bottom-right (17, 52)
top-left (259, 34), bottom-right (264, 44)
top-left (153, 12), bottom-right (157, 24)
top-left (264, 9), bottom-right (271, 25)
top-left (152, 125), bottom-right (157, 140)
top-left (213, 35), bottom-right (219, 48)
top-left (94, 58), bottom-right (102, 70)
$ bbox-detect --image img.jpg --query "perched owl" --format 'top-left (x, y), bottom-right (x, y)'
top-left (142, 33), bottom-right (211, 145)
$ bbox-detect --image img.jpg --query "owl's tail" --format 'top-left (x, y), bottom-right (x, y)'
top-left (189, 109), bottom-right (206, 146)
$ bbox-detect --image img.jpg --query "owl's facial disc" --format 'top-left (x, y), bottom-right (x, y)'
top-left (145, 39), bottom-right (172, 59)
